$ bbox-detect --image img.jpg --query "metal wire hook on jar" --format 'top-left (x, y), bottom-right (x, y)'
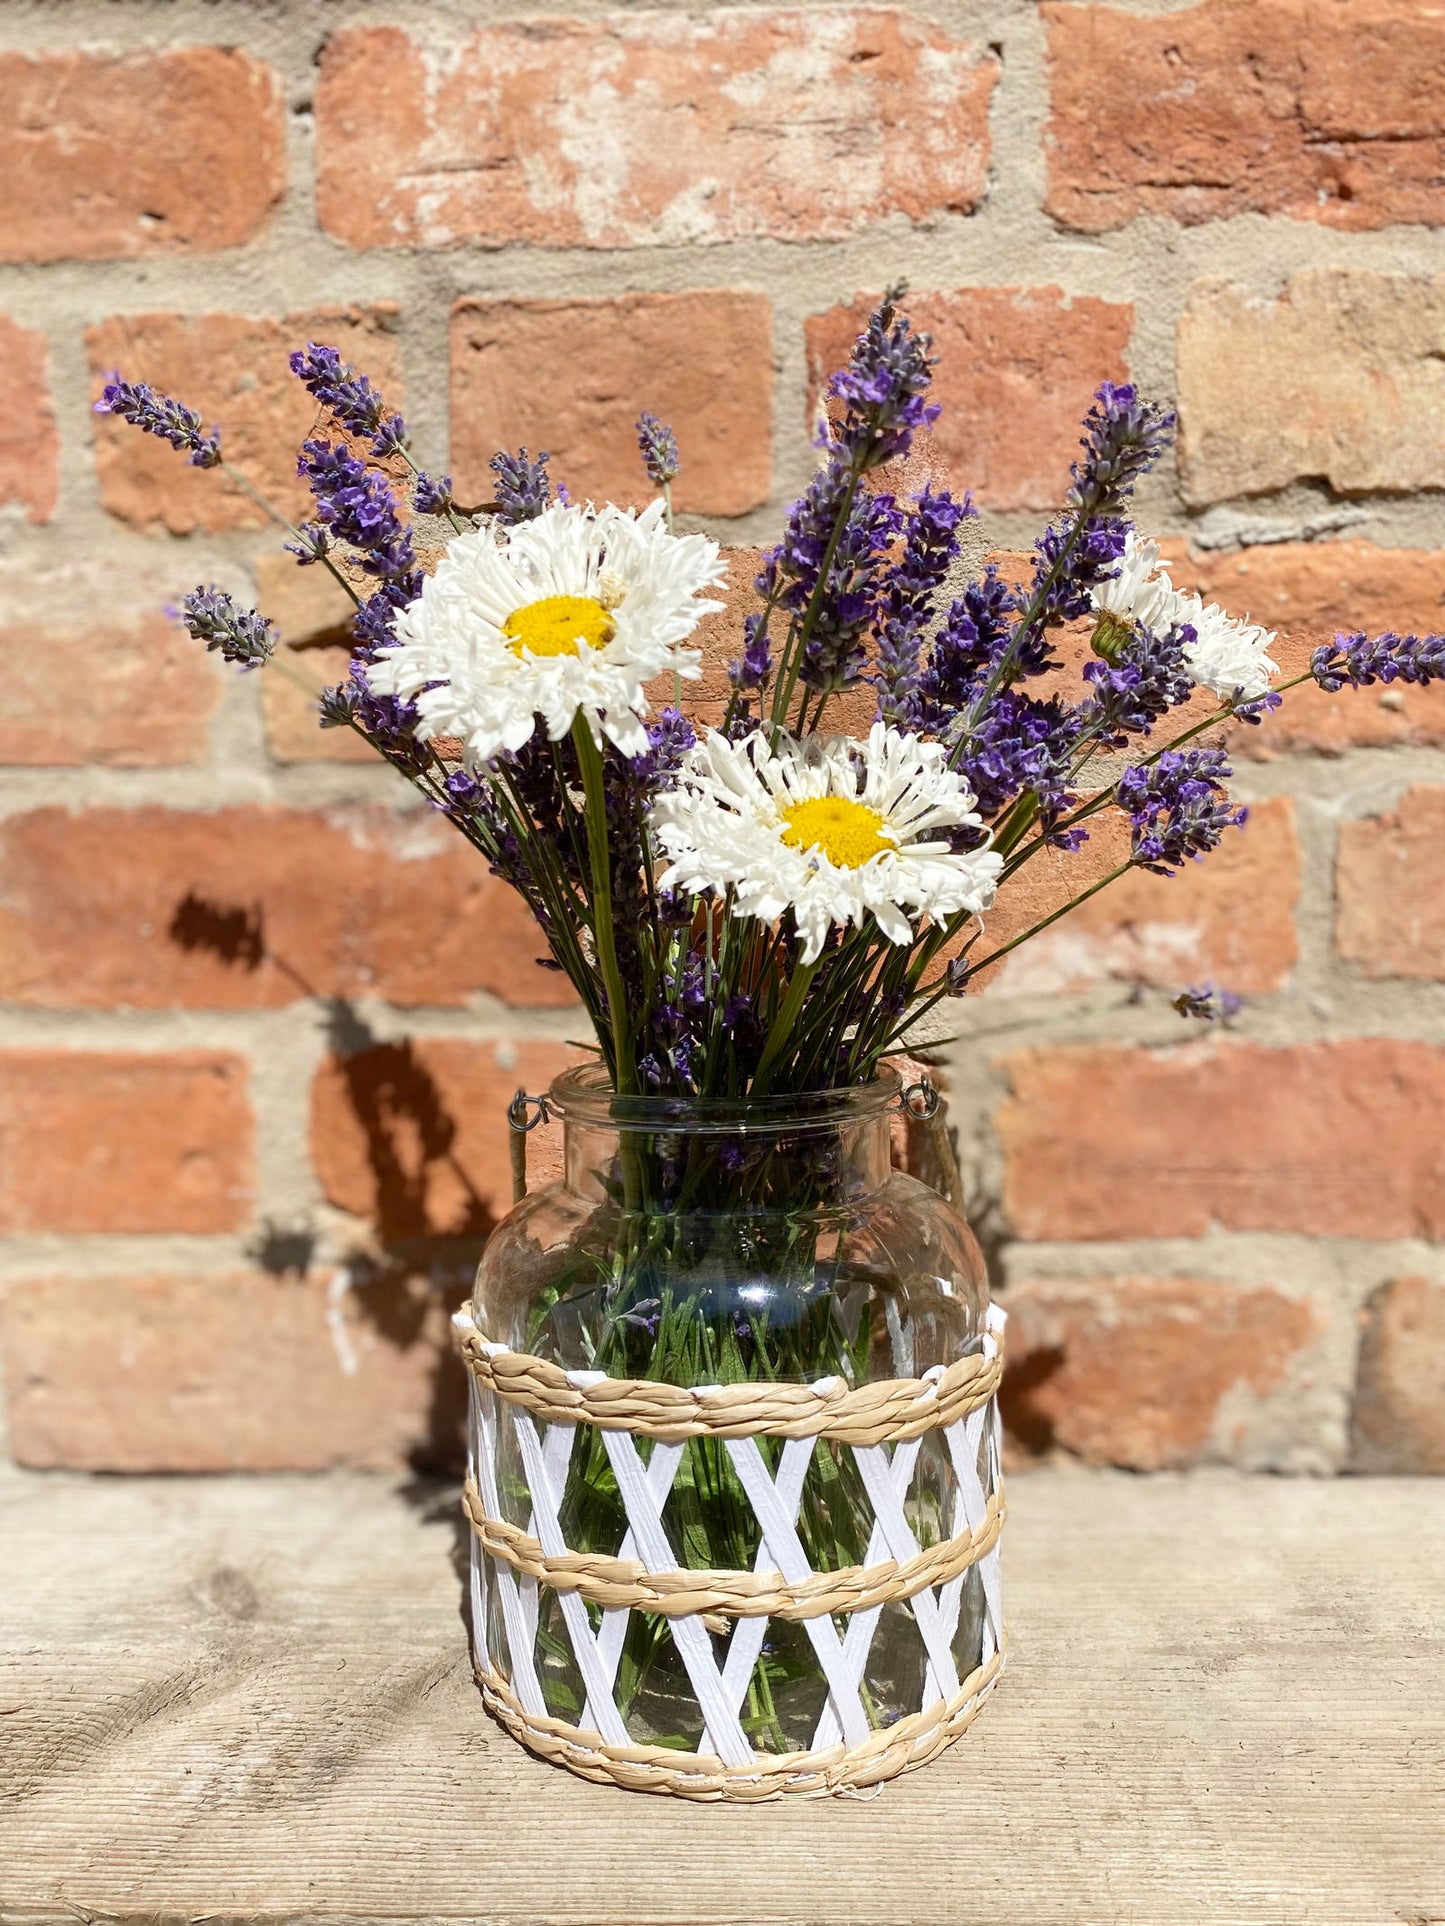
top-left (506, 1089), bottom-right (553, 1203)
top-left (897, 1075), bottom-right (961, 1207)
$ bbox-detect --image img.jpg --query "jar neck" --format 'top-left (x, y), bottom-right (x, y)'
top-left (552, 1075), bottom-right (900, 1211)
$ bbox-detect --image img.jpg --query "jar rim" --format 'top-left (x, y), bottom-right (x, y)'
top-left (546, 1064), bottom-right (904, 1134)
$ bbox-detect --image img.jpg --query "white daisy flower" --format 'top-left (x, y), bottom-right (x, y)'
top-left (651, 722), bottom-right (1003, 965)
top-left (1173, 592), bottom-right (1279, 704)
top-left (365, 499), bottom-right (725, 764)
top-left (1090, 529), bottom-right (1278, 705)
top-left (1092, 529), bottom-right (1177, 633)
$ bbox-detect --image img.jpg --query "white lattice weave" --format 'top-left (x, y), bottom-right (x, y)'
top-left (453, 1303), bottom-right (1007, 1800)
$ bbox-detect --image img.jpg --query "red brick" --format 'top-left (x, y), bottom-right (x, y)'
top-left (0, 316), bottom-right (57, 521)
top-left (1161, 541), bottom-right (1445, 757)
top-left (312, 1038), bottom-right (580, 1241)
top-left (1002, 1277), bottom-right (1320, 1470)
top-left (450, 293), bottom-right (773, 518)
top-left (1352, 1276), bottom-right (1445, 1474)
top-left (998, 1040), bottom-right (1445, 1242)
top-left (0, 1051), bottom-right (252, 1234)
top-left (1, 1270), bottom-right (460, 1472)
top-left (317, 13), bottom-right (994, 251)
top-left (807, 288), bottom-right (1133, 512)
top-left (977, 797), bottom-right (1299, 997)
top-left (1045, 0), bottom-right (1445, 233)
top-left (0, 610), bottom-right (220, 767)
top-left (0, 47), bottom-right (284, 263)
top-left (1177, 271), bottom-right (1445, 504)
top-left (1337, 785), bottom-right (1445, 981)
top-left (88, 306), bottom-right (403, 534)
top-left (0, 807), bottom-right (576, 1011)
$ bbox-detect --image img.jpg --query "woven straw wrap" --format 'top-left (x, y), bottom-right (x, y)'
top-left (454, 1306), bottom-right (1007, 1799)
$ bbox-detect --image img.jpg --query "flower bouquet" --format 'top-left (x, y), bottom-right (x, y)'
top-left (99, 289), bottom-right (1441, 1796)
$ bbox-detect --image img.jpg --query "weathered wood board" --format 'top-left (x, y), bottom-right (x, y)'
top-left (1, 1467), bottom-right (1442, 1925)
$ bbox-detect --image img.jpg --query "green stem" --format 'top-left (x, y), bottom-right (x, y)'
top-left (571, 717), bottom-right (635, 1094)
top-left (751, 956), bottom-right (821, 1094)
top-left (219, 460), bottom-right (364, 613)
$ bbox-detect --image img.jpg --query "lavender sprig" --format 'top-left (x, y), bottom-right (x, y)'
top-left (1117, 748), bottom-right (1246, 875)
top-left (95, 378), bottom-right (221, 468)
top-left (1311, 629), bottom-right (1445, 691)
top-left (874, 485), bottom-right (972, 728)
top-left (177, 588), bottom-right (275, 670)
top-left (636, 413), bottom-right (680, 489)
top-left (289, 343), bottom-right (407, 459)
top-left (1082, 620), bottom-right (1195, 744)
top-left (828, 290), bottom-right (940, 472)
top-left (490, 448), bottom-right (552, 525)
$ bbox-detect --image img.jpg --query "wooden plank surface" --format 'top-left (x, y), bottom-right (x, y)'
top-left (1, 1467), bottom-right (1442, 1926)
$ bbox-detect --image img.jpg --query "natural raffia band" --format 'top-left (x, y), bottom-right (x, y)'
top-left (453, 1309), bottom-right (1003, 1445)
top-left (454, 1303), bottom-right (1008, 1799)
top-left (463, 1476), bottom-right (1005, 1620)
top-left (472, 1643), bottom-right (1009, 1801)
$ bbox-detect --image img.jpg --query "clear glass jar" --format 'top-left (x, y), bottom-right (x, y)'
top-left (471, 1065), bottom-right (993, 1757)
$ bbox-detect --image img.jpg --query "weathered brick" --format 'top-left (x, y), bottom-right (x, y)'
top-left (998, 1040), bottom-right (1445, 1242)
top-left (0, 1052), bottom-right (252, 1234)
top-left (1045, 0), bottom-right (1445, 234)
top-left (976, 797), bottom-right (1299, 997)
top-left (0, 807), bottom-right (576, 1010)
top-left (1177, 271), bottom-right (1445, 504)
top-left (1002, 1276), bottom-right (1320, 1469)
top-left (1337, 785), bottom-right (1445, 981)
top-left (0, 316), bottom-right (57, 521)
top-left (88, 306), bottom-right (403, 534)
top-left (0, 47), bottom-right (284, 263)
top-left (807, 288), bottom-right (1133, 511)
top-left (0, 556), bottom-right (225, 766)
top-left (1162, 542), bottom-right (1445, 757)
top-left (312, 1038), bottom-right (579, 1241)
top-left (317, 13), bottom-right (994, 250)
top-left (1, 1270), bottom-right (461, 1472)
top-left (1352, 1276), bottom-right (1445, 1474)
top-left (450, 293), bottom-right (773, 518)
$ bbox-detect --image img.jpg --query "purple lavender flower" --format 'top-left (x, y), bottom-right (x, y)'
top-left (176, 588), bottom-right (275, 670)
top-left (997, 384), bottom-right (1176, 698)
top-left (289, 343), bottom-right (407, 459)
top-left (729, 611), bottom-right (772, 692)
top-left (413, 471), bottom-right (454, 516)
top-left (1117, 748), bottom-right (1246, 875)
top-left (285, 521), bottom-right (332, 566)
top-left (631, 706), bottom-right (696, 790)
top-left (1082, 621), bottom-right (1194, 744)
top-left (1311, 629), bottom-right (1445, 691)
top-left (95, 377), bottom-right (221, 468)
top-left (874, 485), bottom-right (971, 727)
top-left (297, 439), bottom-right (422, 654)
top-left (828, 290), bottom-right (940, 472)
top-left (636, 412), bottom-right (680, 488)
top-left (1172, 983), bottom-right (1243, 1022)
top-left (920, 566), bottom-right (1019, 726)
top-left (957, 691), bottom-right (1083, 827)
top-left (763, 466), bottom-right (902, 697)
top-left (490, 448), bottom-right (552, 525)
top-left (339, 659), bottom-right (431, 772)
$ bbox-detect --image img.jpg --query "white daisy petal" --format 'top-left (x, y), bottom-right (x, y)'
top-left (651, 721), bottom-right (1003, 965)
top-left (1090, 529), bottom-right (1279, 705)
top-left (364, 499), bottom-right (726, 765)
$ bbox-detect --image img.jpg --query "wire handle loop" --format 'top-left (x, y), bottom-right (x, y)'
top-left (507, 1089), bottom-right (552, 1203)
top-left (900, 1076), bottom-right (940, 1121)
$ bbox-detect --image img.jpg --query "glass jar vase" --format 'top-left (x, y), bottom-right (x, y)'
top-left (458, 1065), bottom-right (1006, 1796)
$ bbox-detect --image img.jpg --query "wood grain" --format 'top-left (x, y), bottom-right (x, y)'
top-left (1, 1468), bottom-right (1442, 1925)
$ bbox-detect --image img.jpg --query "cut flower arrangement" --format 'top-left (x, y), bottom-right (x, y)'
top-left (99, 293), bottom-right (1444, 1797)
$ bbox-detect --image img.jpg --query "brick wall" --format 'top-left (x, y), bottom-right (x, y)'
top-left (1, 0), bottom-right (1442, 1480)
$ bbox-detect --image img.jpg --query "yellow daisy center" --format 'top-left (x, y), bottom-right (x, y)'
top-left (779, 796), bottom-right (893, 869)
top-left (502, 594), bottom-right (614, 659)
